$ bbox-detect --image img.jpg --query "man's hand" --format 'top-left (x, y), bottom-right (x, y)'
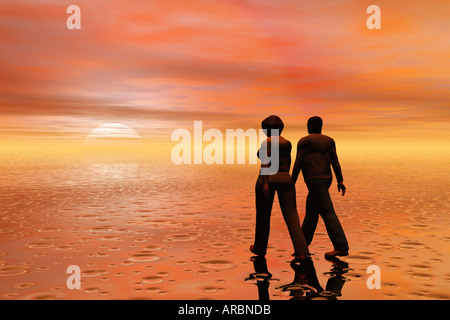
top-left (337, 182), bottom-right (346, 196)
top-left (263, 183), bottom-right (271, 199)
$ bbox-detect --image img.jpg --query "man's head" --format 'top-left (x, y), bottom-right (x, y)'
top-left (307, 116), bottom-right (323, 134)
top-left (262, 115), bottom-right (284, 137)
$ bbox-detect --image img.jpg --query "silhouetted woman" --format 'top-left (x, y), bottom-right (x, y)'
top-left (251, 115), bottom-right (310, 262)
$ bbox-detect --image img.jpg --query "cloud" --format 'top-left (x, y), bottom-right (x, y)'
top-left (0, 0), bottom-right (449, 143)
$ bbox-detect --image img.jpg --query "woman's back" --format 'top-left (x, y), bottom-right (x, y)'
top-left (258, 136), bottom-right (292, 173)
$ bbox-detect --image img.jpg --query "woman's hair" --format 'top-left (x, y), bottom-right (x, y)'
top-left (261, 115), bottom-right (284, 136)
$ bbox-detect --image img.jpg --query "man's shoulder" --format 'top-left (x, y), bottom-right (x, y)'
top-left (297, 136), bottom-right (309, 147)
top-left (297, 134), bottom-right (336, 150)
top-left (298, 134), bottom-right (333, 142)
top-left (321, 134), bottom-right (334, 142)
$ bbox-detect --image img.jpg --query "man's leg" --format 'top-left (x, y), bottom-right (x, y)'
top-left (253, 177), bottom-right (275, 256)
top-left (319, 179), bottom-right (349, 252)
top-left (302, 184), bottom-right (320, 246)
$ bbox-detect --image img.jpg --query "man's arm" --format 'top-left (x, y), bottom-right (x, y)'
top-left (291, 140), bottom-right (304, 184)
top-left (330, 139), bottom-right (346, 195)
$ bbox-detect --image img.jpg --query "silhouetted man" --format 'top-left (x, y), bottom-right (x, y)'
top-left (291, 116), bottom-right (349, 258)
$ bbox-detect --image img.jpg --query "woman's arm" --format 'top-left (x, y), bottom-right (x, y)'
top-left (291, 140), bottom-right (304, 184)
top-left (259, 138), bottom-right (271, 198)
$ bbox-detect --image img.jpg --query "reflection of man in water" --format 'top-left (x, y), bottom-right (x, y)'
top-left (291, 116), bottom-right (349, 258)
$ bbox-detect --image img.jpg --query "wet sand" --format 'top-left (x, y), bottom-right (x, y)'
top-left (0, 151), bottom-right (449, 300)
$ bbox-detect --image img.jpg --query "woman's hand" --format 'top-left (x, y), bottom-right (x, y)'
top-left (263, 183), bottom-right (271, 199)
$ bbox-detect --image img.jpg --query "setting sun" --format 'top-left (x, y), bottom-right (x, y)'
top-left (84, 123), bottom-right (142, 144)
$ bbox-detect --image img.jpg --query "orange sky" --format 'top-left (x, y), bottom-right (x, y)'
top-left (1, 0), bottom-right (449, 152)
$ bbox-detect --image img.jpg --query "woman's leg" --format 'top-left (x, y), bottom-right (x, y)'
top-left (253, 176), bottom-right (275, 256)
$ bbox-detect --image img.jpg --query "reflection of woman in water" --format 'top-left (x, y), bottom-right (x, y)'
top-left (251, 115), bottom-right (310, 262)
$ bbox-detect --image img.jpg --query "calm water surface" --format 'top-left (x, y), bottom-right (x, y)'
top-left (0, 150), bottom-right (449, 300)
